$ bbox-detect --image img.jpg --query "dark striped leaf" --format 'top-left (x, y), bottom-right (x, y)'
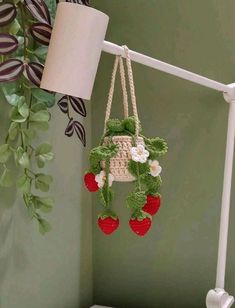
top-left (65, 118), bottom-right (74, 137)
top-left (73, 120), bottom-right (86, 146)
top-left (0, 34), bottom-right (18, 55)
top-left (25, 62), bottom-right (44, 87)
top-left (30, 22), bottom-right (52, 46)
top-left (57, 96), bottom-right (68, 114)
top-left (24, 0), bottom-right (51, 25)
top-left (69, 96), bottom-right (86, 117)
top-left (0, 59), bottom-right (24, 83)
top-left (66, 0), bottom-right (90, 5)
top-left (0, 3), bottom-right (17, 26)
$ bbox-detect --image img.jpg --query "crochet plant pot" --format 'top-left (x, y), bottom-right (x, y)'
top-left (102, 136), bottom-right (144, 182)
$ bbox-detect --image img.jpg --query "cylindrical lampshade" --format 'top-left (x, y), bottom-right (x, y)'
top-left (40, 3), bottom-right (109, 99)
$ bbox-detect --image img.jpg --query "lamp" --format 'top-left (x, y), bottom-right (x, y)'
top-left (40, 3), bottom-right (109, 99)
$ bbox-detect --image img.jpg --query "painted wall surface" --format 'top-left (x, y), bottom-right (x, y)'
top-left (91, 1), bottom-right (235, 307)
top-left (0, 91), bottom-right (93, 308)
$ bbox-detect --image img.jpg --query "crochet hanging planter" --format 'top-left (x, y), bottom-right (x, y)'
top-left (84, 46), bottom-right (168, 237)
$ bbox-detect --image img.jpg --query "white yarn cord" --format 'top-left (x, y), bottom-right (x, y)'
top-left (104, 56), bottom-right (129, 134)
top-left (123, 45), bottom-right (140, 138)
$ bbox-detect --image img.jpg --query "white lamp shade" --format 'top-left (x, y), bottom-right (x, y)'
top-left (40, 3), bottom-right (109, 99)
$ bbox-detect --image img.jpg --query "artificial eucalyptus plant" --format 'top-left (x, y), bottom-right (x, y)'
top-left (0, 0), bottom-right (89, 234)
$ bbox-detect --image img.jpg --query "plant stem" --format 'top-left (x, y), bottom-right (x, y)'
top-left (105, 159), bottom-right (110, 208)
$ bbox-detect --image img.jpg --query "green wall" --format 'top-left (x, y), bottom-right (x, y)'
top-left (0, 92), bottom-right (93, 308)
top-left (91, 1), bottom-right (235, 307)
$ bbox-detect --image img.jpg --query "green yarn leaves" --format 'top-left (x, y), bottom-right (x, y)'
top-left (144, 137), bottom-right (168, 159)
top-left (126, 191), bottom-right (146, 210)
top-left (128, 160), bottom-right (150, 177)
top-left (107, 119), bottom-right (125, 133)
top-left (141, 174), bottom-right (162, 195)
top-left (89, 143), bottom-right (118, 174)
top-left (105, 116), bottom-right (141, 136)
top-left (99, 185), bottom-right (114, 207)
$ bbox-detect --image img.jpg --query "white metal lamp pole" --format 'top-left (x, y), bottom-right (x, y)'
top-left (206, 88), bottom-right (235, 308)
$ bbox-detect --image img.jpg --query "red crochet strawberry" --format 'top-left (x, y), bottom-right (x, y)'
top-left (84, 172), bottom-right (99, 192)
top-left (129, 211), bottom-right (152, 236)
top-left (98, 212), bottom-right (120, 235)
top-left (142, 194), bottom-right (161, 216)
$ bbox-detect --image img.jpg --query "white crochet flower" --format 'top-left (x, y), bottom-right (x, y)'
top-left (131, 144), bottom-right (149, 163)
top-left (95, 170), bottom-right (114, 188)
top-left (149, 160), bottom-right (162, 177)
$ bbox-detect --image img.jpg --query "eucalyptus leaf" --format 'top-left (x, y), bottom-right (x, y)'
top-left (8, 19), bottom-right (21, 35)
top-left (38, 218), bottom-right (51, 235)
top-left (35, 173), bottom-right (53, 192)
top-left (8, 122), bottom-right (19, 141)
top-left (0, 144), bottom-right (12, 163)
top-left (30, 121), bottom-right (49, 131)
top-left (0, 167), bottom-right (14, 187)
top-left (10, 107), bottom-right (27, 123)
top-left (15, 147), bottom-right (30, 168)
top-left (35, 143), bottom-right (54, 168)
top-left (34, 46), bottom-right (48, 61)
top-left (6, 94), bottom-right (25, 106)
top-left (31, 88), bottom-right (55, 107)
top-left (17, 174), bottom-right (31, 193)
top-left (30, 110), bottom-right (50, 122)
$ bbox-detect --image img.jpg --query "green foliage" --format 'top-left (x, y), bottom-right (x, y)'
top-left (0, 167), bottom-right (14, 187)
top-left (0, 0), bottom-right (57, 234)
top-left (106, 119), bottom-right (125, 133)
top-left (0, 144), bottom-right (12, 163)
top-left (141, 174), bottom-right (162, 195)
top-left (123, 116), bottom-right (141, 134)
top-left (130, 209), bottom-right (152, 220)
top-left (144, 137), bottom-right (168, 159)
top-left (98, 210), bottom-right (118, 220)
top-left (35, 143), bottom-right (54, 168)
top-left (105, 116), bottom-right (142, 136)
top-left (126, 191), bottom-right (146, 210)
top-left (35, 174), bottom-right (53, 192)
top-left (89, 143), bottom-right (118, 174)
top-left (31, 88), bottom-right (56, 108)
top-left (99, 184), bottom-right (114, 207)
top-left (128, 160), bottom-right (150, 177)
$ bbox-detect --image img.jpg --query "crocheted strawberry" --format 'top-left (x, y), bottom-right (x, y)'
top-left (142, 195), bottom-right (161, 216)
top-left (84, 172), bottom-right (99, 192)
top-left (98, 212), bottom-right (120, 235)
top-left (129, 211), bottom-right (152, 236)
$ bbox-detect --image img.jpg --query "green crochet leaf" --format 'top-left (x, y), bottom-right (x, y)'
top-left (99, 185), bottom-right (114, 207)
top-left (106, 119), bottom-right (125, 133)
top-left (123, 116), bottom-right (142, 134)
top-left (126, 191), bottom-right (146, 210)
top-left (98, 210), bottom-right (118, 220)
top-left (142, 174), bottom-right (162, 195)
top-left (128, 160), bottom-right (150, 177)
top-left (89, 143), bottom-right (118, 174)
top-left (130, 209), bottom-right (152, 220)
top-left (144, 137), bottom-right (168, 159)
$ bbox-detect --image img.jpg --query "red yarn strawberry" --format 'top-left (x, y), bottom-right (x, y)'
top-left (129, 211), bottom-right (152, 236)
top-left (84, 172), bottom-right (99, 192)
top-left (98, 212), bottom-right (120, 235)
top-left (142, 194), bottom-right (161, 216)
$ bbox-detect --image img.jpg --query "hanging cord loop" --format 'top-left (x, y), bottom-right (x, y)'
top-left (103, 56), bottom-right (129, 134)
top-left (103, 45), bottom-right (140, 139)
top-left (122, 45), bottom-right (140, 138)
